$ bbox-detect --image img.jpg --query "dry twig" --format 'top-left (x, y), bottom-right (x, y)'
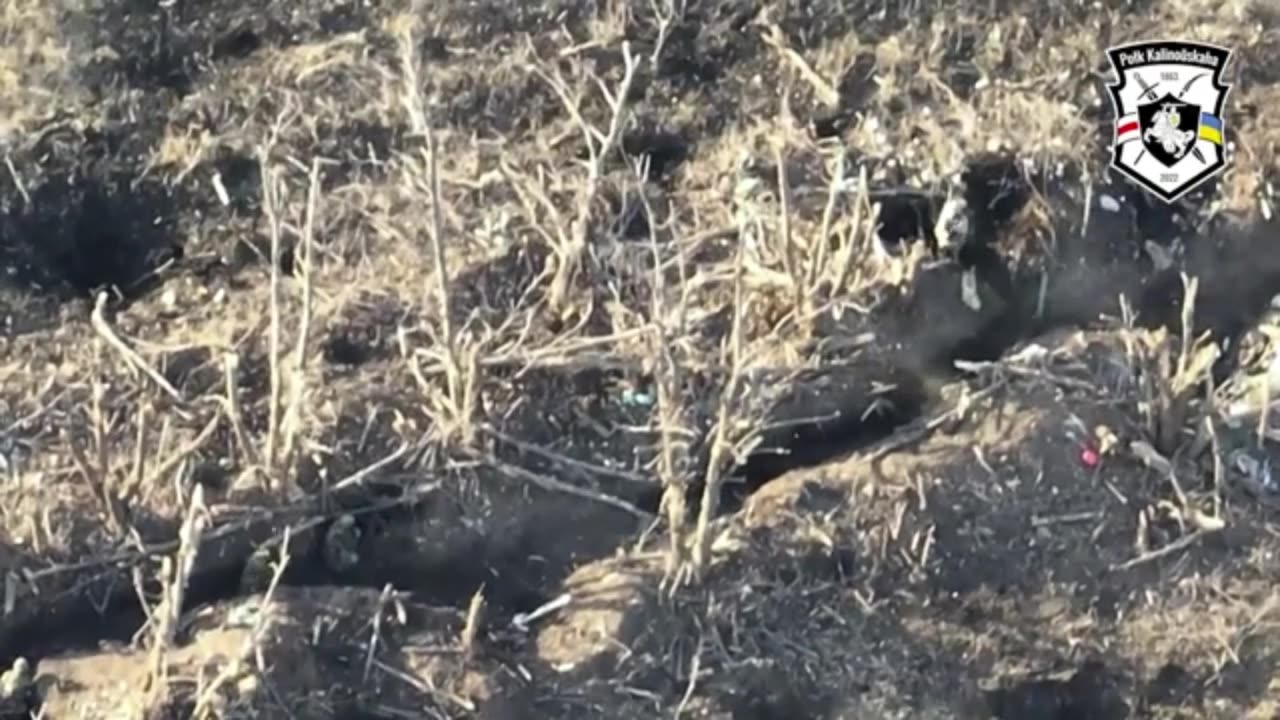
top-left (690, 226), bottom-right (755, 576)
top-left (279, 158), bottom-right (325, 480)
top-left (191, 526), bottom-right (292, 719)
top-left (532, 39), bottom-right (640, 315)
top-left (260, 151), bottom-right (285, 482)
top-left (143, 484), bottom-right (210, 712)
top-left (756, 18), bottom-right (840, 106)
top-left (460, 587), bottom-right (485, 662)
top-left (487, 455), bottom-right (653, 519)
top-left (90, 292), bottom-right (184, 404)
top-left (397, 18), bottom-right (481, 449)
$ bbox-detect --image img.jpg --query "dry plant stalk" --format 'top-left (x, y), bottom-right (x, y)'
top-left (397, 18), bottom-right (480, 448)
top-left (460, 587), bottom-right (486, 661)
top-left (396, 18), bottom-right (453, 366)
top-left (763, 143), bottom-right (877, 335)
top-left (773, 143), bottom-right (806, 329)
top-left (64, 340), bottom-right (138, 536)
top-left (756, 17), bottom-right (840, 106)
top-left (136, 413), bottom-right (220, 507)
top-left (191, 527), bottom-right (292, 719)
top-left (649, 0), bottom-right (686, 64)
top-left (831, 164), bottom-right (876, 299)
top-left (260, 153), bottom-right (285, 482)
top-left (1126, 274), bottom-right (1219, 455)
top-left (90, 291), bottom-right (185, 403)
top-left (142, 483), bottom-right (209, 714)
top-left (223, 353), bottom-right (260, 470)
top-left (132, 401), bottom-right (149, 501)
top-left (279, 158), bottom-right (323, 478)
top-left (1164, 276), bottom-right (1216, 453)
top-left (690, 230), bottom-right (754, 577)
top-left (641, 169), bottom-right (694, 588)
top-left (654, 343), bottom-right (690, 588)
top-left (257, 144), bottom-right (324, 492)
top-left (809, 148), bottom-right (845, 290)
top-left (533, 39), bottom-right (640, 316)
top-left (363, 584), bottom-right (396, 684)
top-left (66, 343), bottom-right (220, 538)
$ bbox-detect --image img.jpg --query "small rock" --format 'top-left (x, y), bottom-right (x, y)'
top-left (1099, 194), bottom-right (1121, 212)
top-left (0, 657), bottom-right (33, 712)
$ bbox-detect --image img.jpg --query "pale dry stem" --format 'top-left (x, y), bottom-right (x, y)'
top-left (279, 158), bottom-right (325, 481)
top-left (533, 39), bottom-right (640, 316)
top-left (260, 151), bottom-right (285, 486)
top-left (756, 17), bottom-right (840, 107)
top-left (90, 291), bottom-right (185, 404)
top-left (461, 587), bottom-right (485, 662)
top-left (65, 340), bottom-right (128, 536)
top-left (363, 583), bottom-right (396, 684)
top-left (223, 352), bottom-right (260, 471)
top-left (191, 527), bottom-right (292, 719)
top-left (398, 19), bottom-right (480, 450)
top-left (690, 228), bottom-right (753, 577)
top-left (1123, 274), bottom-right (1218, 456)
top-left (641, 166), bottom-right (694, 589)
top-left (143, 483), bottom-right (210, 714)
top-left (832, 164), bottom-right (876, 297)
top-left (773, 143), bottom-right (807, 332)
top-left (649, 0), bottom-right (686, 64)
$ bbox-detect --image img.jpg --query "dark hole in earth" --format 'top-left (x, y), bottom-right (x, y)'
top-left (419, 35), bottom-right (450, 61)
top-left (0, 495), bottom-right (554, 671)
top-left (125, 50), bottom-right (196, 96)
top-left (963, 152), bottom-right (1032, 237)
top-left (655, 23), bottom-right (725, 85)
top-left (867, 188), bottom-right (940, 249)
top-left (621, 129), bottom-right (689, 180)
top-left (1144, 662), bottom-right (1202, 708)
top-left (323, 333), bottom-right (375, 366)
top-left (732, 366), bottom-right (927, 505)
top-left (987, 660), bottom-right (1130, 720)
top-left (810, 109), bottom-right (855, 139)
top-left (609, 188), bottom-right (654, 240)
top-left (2, 175), bottom-right (181, 301)
top-left (210, 148), bottom-right (261, 214)
top-left (836, 51), bottom-right (878, 107)
top-left (211, 25), bottom-right (262, 61)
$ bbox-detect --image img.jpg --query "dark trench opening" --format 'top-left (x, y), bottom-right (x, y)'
top-left (0, 496), bottom-right (554, 673)
top-left (717, 154), bottom-right (1039, 506)
top-left (2, 175), bottom-right (182, 303)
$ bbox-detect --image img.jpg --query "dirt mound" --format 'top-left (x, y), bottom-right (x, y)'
top-left (531, 331), bottom-right (1280, 718)
top-left (36, 585), bottom-right (525, 719)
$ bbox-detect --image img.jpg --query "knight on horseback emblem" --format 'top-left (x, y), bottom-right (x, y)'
top-left (1106, 40), bottom-right (1232, 203)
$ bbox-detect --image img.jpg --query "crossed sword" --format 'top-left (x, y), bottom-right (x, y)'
top-left (1130, 71), bottom-right (1209, 165)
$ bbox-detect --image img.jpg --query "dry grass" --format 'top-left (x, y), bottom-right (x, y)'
top-left (1, 0), bottom-right (1279, 717)
top-left (0, 0), bottom-right (78, 145)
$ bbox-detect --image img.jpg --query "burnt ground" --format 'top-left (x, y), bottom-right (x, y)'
top-left (1, 0), bottom-right (1280, 718)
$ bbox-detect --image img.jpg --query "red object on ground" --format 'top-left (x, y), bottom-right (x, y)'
top-left (1080, 445), bottom-right (1100, 468)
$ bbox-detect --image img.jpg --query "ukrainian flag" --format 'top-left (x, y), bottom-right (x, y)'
top-left (1199, 112), bottom-right (1223, 145)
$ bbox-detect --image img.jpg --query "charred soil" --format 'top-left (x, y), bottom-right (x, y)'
top-left (2, 0), bottom-right (1280, 718)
